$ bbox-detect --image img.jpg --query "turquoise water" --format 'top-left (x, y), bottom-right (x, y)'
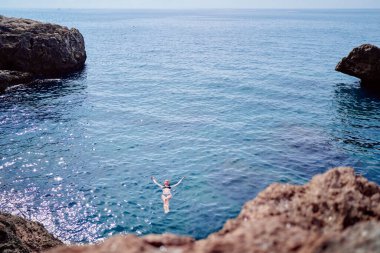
top-left (0, 9), bottom-right (379, 243)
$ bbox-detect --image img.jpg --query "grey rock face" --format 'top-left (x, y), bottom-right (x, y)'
top-left (0, 15), bottom-right (86, 89)
top-left (336, 44), bottom-right (380, 86)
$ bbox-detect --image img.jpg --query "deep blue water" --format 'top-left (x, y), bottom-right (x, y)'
top-left (0, 9), bottom-right (379, 243)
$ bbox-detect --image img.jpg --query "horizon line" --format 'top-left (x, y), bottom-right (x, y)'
top-left (1, 7), bottom-right (380, 10)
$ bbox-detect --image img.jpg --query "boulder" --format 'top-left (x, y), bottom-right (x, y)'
top-left (0, 212), bottom-right (63, 253)
top-left (44, 167), bottom-right (380, 253)
top-left (336, 44), bottom-right (380, 86)
top-left (0, 15), bottom-right (86, 89)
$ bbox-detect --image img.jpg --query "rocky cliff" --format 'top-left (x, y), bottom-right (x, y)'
top-left (0, 212), bottom-right (63, 253)
top-left (0, 15), bottom-right (86, 90)
top-left (2, 167), bottom-right (379, 253)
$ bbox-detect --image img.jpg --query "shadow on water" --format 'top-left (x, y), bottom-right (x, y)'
top-left (333, 82), bottom-right (380, 151)
top-left (360, 81), bottom-right (380, 95)
top-left (1, 67), bottom-right (87, 96)
top-left (0, 68), bottom-right (88, 120)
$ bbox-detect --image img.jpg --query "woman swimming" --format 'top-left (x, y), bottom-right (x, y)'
top-left (151, 176), bottom-right (185, 213)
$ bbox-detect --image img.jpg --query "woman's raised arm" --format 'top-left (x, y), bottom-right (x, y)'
top-left (172, 177), bottom-right (185, 188)
top-left (151, 176), bottom-right (163, 188)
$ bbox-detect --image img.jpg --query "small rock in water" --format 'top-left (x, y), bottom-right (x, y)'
top-left (336, 44), bottom-right (380, 88)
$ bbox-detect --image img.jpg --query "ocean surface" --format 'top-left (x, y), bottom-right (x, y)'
top-left (0, 9), bottom-right (379, 243)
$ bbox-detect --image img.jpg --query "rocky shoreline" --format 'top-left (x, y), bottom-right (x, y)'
top-left (0, 212), bottom-right (63, 253)
top-left (1, 167), bottom-right (379, 253)
top-left (0, 15), bottom-right (86, 91)
top-left (1, 14), bottom-right (379, 253)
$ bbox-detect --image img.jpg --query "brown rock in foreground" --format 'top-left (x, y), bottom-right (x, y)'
top-left (304, 220), bottom-right (380, 253)
top-left (336, 44), bottom-right (380, 86)
top-left (45, 167), bottom-right (380, 253)
top-left (48, 234), bottom-right (195, 253)
top-left (199, 167), bottom-right (380, 253)
top-left (0, 212), bottom-right (63, 253)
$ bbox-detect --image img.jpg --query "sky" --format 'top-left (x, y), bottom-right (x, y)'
top-left (1, 0), bottom-right (380, 9)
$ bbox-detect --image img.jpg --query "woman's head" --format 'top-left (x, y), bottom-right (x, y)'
top-left (164, 180), bottom-right (170, 186)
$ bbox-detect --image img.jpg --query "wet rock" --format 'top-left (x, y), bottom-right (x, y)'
top-left (44, 167), bottom-right (380, 253)
top-left (0, 212), bottom-right (63, 253)
top-left (0, 70), bottom-right (34, 91)
top-left (0, 15), bottom-right (86, 87)
top-left (336, 44), bottom-right (380, 86)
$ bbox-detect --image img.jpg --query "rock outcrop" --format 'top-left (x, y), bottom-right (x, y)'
top-left (0, 212), bottom-right (63, 253)
top-left (336, 44), bottom-right (380, 86)
top-left (44, 167), bottom-right (380, 253)
top-left (0, 15), bottom-right (86, 90)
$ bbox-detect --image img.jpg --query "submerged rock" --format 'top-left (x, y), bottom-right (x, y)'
top-left (336, 44), bottom-right (380, 86)
top-left (44, 167), bottom-right (380, 253)
top-left (0, 15), bottom-right (86, 89)
top-left (0, 70), bottom-right (34, 91)
top-left (0, 212), bottom-right (63, 253)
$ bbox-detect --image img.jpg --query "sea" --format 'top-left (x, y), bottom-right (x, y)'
top-left (0, 9), bottom-right (379, 243)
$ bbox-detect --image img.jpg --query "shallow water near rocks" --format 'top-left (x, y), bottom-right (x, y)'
top-left (0, 9), bottom-right (379, 243)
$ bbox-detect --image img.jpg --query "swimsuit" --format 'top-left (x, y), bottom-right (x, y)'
top-left (162, 186), bottom-right (172, 197)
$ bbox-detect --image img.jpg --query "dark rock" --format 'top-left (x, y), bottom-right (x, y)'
top-left (0, 212), bottom-right (63, 253)
top-left (336, 44), bottom-right (380, 86)
top-left (44, 167), bottom-right (380, 253)
top-left (0, 15), bottom-right (86, 79)
top-left (0, 70), bottom-right (34, 91)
